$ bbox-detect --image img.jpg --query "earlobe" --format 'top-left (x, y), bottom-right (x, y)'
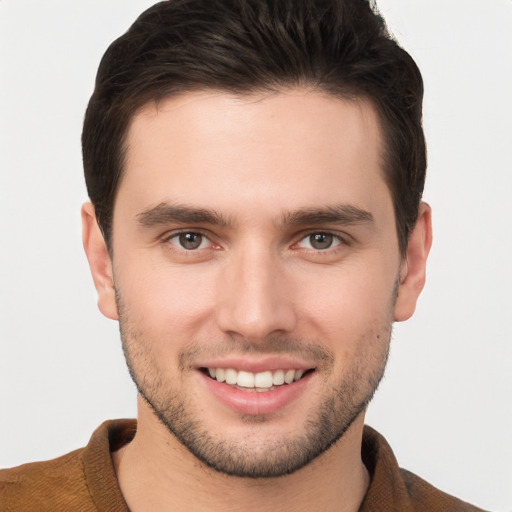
top-left (393, 202), bottom-right (433, 322)
top-left (81, 202), bottom-right (119, 320)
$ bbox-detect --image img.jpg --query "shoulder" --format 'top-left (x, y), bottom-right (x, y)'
top-left (361, 426), bottom-right (489, 511)
top-left (0, 448), bottom-right (97, 511)
top-left (0, 419), bottom-right (134, 512)
top-left (400, 468), bottom-right (488, 512)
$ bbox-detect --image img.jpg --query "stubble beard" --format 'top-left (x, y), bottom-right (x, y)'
top-left (116, 293), bottom-right (393, 479)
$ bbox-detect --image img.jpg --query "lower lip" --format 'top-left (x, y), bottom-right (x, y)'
top-left (200, 371), bottom-right (312, 416)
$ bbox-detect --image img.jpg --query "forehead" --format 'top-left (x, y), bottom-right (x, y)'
top-left (119, 89), bottom-right (390, 221)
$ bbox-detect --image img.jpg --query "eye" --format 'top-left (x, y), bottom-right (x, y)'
top-left (168, 232), bottom-right (210, 250)
top-left (297, 232), bottom-right (342, 250)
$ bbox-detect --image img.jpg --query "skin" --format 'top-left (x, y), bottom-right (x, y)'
top-left (82, 89), bottom-right (432, 512)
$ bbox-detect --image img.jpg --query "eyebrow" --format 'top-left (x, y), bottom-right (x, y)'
top-left (278, 204), bottom-right (374, 228)
top-left (137, 202), bottom-right (232, 228)
top-left (136, 202), bottom-right (374, 230)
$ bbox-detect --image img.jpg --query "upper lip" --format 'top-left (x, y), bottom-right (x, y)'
top-left (195, 356), bottom-right (316, 373)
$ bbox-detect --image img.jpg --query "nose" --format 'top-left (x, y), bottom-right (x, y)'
top-left (215, 245), bottom-right (297, 342)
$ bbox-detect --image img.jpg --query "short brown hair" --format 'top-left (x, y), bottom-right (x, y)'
top-left (82, 0), bottom-right (425, 255)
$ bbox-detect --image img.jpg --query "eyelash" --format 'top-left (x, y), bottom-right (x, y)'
top-left (164, 230), bottom-right (216, 251)
top-left (163, 229), bottom-right (348, 254)
top-left (294, 231), bottom-right (347, 252)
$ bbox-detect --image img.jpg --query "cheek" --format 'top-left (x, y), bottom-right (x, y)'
top-left (114, 258), bottom-right (219, 339)
top-left (305, 271), bottom-right (394, 375)
top-left (294, 261), bottom-right (397, 330)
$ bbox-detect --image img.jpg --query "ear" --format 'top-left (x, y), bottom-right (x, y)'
top-left (81, 202), bottom-right (119, 320)
top-left (394, 202), bottom-right (433, 322)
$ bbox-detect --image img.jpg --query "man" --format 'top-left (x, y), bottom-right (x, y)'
top-left (0, 0), bottom-right (489, 510)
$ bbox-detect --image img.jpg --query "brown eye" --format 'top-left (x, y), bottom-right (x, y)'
top-left (296, 232), bottom-right (342, 251)
top-left (174, 232), bottom-right (206, 250)
top-left (309, 233), bottom-right (334, 250)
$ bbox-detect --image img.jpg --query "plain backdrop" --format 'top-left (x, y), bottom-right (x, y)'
top-left (0, 1), bottom-right (511, 510)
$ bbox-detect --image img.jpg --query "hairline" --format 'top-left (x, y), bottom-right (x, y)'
top-left (103, 84), bottom-right (408, 258)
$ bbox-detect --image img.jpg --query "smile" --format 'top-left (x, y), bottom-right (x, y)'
top-left (199, 364), bottom-right (315, 415)
top-left (205, 368), bottom-right (310, 391)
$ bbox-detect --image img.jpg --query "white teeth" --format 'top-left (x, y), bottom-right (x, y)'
top-left (284, 369), bottom-right (295, 384)
top-left (254, 371), bottom-right (273, 388)
top-left (237, 371), bottom-right (255, 388)
top-left (272, 369), bottom-right (285, 385)
top-left (225, 368), bottom-right (238, 385)
top-left (207, 367), bottom-right (308, 389)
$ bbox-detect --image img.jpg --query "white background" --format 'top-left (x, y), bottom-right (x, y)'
top-left (0, 1), bottom-right (510, 510)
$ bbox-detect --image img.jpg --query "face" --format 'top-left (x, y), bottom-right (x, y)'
top-left (99, 90), bottom-right (407, 477)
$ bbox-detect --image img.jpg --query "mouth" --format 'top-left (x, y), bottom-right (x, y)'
top-left (201, 367), bottom-right (314, 392)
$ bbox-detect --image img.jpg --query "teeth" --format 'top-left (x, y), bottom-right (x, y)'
top-left (254, 371), bottom-right (273, 388)
top-left (237, 371), bottom-right (255, 388)
top-left (284, 369), bottom-right (295, 384)
top-left (272, 369), bottom-right (285, 385)
top-left (207, 367), bottom-right (308, 389)
top-left (225, 368), bottom-right (237, 385)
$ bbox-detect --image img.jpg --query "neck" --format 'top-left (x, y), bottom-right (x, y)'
top-left (113, 400), bottom-right (370, 512)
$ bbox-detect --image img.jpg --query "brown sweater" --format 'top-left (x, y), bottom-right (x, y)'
top-left (0, 420), bottom-right (486, 511)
